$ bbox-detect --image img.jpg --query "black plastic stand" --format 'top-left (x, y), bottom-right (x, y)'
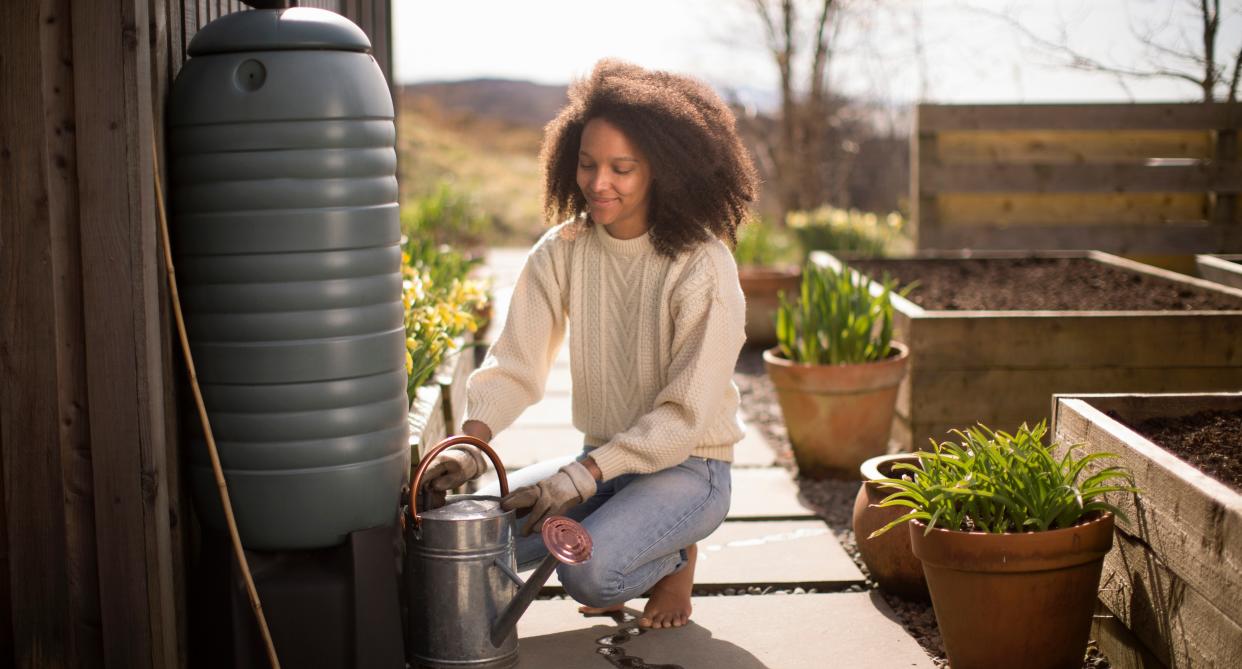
top-left (192, 524), bottom-right (405, 669)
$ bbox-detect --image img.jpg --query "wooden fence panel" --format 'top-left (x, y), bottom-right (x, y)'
top-left (914, 103), bottom-right (1242, 255)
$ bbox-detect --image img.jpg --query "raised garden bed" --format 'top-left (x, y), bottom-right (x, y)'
top-left (1053, 393), bottom-right (1242, 669)
top-left (811, 250), bottom-right (1242, 451)
top-left (1196, 253), bottom-right (1242, 290)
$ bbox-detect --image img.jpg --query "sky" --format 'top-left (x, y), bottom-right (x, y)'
top-left (393, 0), bottom-right (1242, 106)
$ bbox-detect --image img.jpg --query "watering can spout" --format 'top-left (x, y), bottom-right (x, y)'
top-left (489, 516), bottom-right (593, 648)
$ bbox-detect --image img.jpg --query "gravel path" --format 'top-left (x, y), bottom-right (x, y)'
top-left (733, 346), bottom-right (1111, 669)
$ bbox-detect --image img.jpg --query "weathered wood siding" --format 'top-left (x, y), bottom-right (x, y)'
top-left (1196, 253), bottom-right (1242, 289)
top-left (0, 2), bottom-right (398, 667)
top-left (1053, 394), bottom-right (1242, 669)
top-left (913, 103), bottom-right (1242, 258)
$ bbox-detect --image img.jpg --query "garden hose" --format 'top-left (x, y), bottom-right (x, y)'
top-left (151, 138), bottom-right (282, 669)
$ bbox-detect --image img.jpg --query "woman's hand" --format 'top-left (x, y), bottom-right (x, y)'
top-left (501, 460), bottom-right (597, 535)
top-left (420, 420), bottom-right (494, 507)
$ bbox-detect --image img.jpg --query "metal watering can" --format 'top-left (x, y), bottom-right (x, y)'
top-left (405, 436), bottom-right (593, 669)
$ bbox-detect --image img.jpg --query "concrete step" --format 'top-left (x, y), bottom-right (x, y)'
top-left (516, 592), bottom-right (936, 668)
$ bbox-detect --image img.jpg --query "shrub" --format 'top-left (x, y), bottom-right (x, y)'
top-left (787, 205), bottom-right (906, 258)
top-left (775, 260), bottom-right (904, 365)
top-left (733, 217), bottom-right (801, 267)
top-left (401, 181), bottom-right (493, 247)
top-left (870, 421), bottom-right (1137, 537)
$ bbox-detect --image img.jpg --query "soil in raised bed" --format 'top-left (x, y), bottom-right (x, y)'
top-left (846, 258), bottom-right (1242, 311)
top-left (1117, 409), bottom-right (1242, 493)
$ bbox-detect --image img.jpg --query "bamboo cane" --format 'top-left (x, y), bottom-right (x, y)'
top-left (150, 139), bottom-right (281, 669)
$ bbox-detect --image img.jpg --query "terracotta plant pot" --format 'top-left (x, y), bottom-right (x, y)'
top-left (763, 342), bottom-right (908, 479)
top-left (738, 266), bottom-right (801, 347)
top-left (852, 454), bottom-right (929, 600)
top-left (910, 513), bottom-right (1115, 669)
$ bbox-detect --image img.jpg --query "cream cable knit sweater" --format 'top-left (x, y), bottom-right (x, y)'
top-left (464, 222), bottom-right (747, 481)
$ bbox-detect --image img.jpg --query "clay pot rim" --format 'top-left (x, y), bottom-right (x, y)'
top-left (910, 512), bottom-right (1115, 573)
top-left (859, 452), bottom-right (921, 481)
top-left (762, 340), bottom-right (910, 370)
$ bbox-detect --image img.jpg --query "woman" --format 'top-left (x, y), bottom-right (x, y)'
top-left (421, 59), bottom-right (758, 629)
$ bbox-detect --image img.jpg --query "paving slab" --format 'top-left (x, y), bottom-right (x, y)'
top-left (516, 592), bottom-right (936, 669)
top-left (732, 426), bottom-right (778, 468)
top-left (727, 468), bottom-right (818, 520)
top-left (533, 519), bottom-right (862, 591)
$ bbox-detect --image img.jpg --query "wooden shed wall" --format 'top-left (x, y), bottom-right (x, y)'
top-left (0, 2), bottom-right (397, 667)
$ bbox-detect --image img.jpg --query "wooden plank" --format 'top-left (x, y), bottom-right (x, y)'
top-left (1096, 531), bottom-right (1242, 669)
top-left (902, 313), bottom-right (1242, 370)
top-left (1091, 602), bottom-right (1168, 669)
top-left (1052, 398), bottom-right (1242, 629)
top-left (408, 383), bottom-right (446, 466)
top-left (0, 2), bottom-right (74, 665)
top-left (921, 162), bottom-right (1242, 194)
top-left (1197, 254), bottom-right (1242, 288)
top-left (919, 221), bottom-right (1235, 254)
top-left (166, 0), bottom-right (184, 77)
top-left (899, 366), bottom-right (1242, 428)
top-left (937, 193), bottom-right (1208, 226)
top-left (46, 0), bottom-right (107, 666)
top-left (70, 0), bottom-right (178, 666)
top-left (919, 103), bottom-right (1242, 132)
top-left (1067, 391), bottom-right (1242, 424)
top-left (936, 130), bottom-right (1214, 164)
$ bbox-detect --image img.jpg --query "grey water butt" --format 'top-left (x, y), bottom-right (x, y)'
top-left (168, 6), bottom-right (408, 550)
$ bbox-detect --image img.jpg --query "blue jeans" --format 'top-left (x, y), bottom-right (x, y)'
top-left (477, 451), bottom-right (732, 608)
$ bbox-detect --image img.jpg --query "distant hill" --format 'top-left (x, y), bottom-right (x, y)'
top-left (401, 78), bottom-right (569, 128)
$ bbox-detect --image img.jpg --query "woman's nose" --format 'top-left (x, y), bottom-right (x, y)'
top-left (590, 170), bottom-right (610, 193)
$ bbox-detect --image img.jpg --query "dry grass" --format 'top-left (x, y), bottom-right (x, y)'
top-left (397, 95), bottom-right (550, 245)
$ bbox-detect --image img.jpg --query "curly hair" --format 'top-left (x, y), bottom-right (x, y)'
top-left (540, 59), bottom-right (759, 257)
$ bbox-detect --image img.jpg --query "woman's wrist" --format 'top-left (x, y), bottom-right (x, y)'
top-left (461, 419), bottom-right (492, 442)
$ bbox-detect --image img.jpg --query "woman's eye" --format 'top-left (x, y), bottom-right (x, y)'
top-left (614, 168), bottom-right (632, 175)
top-left (579, 163), bottom-right (595, 170)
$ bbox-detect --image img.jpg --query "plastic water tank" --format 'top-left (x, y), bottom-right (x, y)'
top-left (168, 7), bottom-right (408, 549)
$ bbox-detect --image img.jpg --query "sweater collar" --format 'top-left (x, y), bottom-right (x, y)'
top-left (593, 221), bottom-right (654, 258)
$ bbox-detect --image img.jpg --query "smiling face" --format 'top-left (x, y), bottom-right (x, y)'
top-left (576, 118), bottom-right (653, 240)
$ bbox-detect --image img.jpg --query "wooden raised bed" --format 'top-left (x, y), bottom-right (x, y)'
top-left (1052, 393), bottom-right (1242, 669)
top-left (435, 334), bottom-right (477, 435)
top-left (1196, 253), bottom-right (1242, 289)
top-left (812, 250), bottom-right (1242, 451)
top-left (408, 384), bottom-right (446, 467)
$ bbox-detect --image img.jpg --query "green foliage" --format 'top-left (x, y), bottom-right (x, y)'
top-left (401, 181), bottom-right (493, 247)
top-left (775, 261), bottom-right (905, 365)
top-left (733, 217), bottom-right (801, 267)
top-left (401, 239), bottom-right (491, 404)
top-left (787, 205), bottom-right (907, 258)
top-left (869, 422), bottom-right (1138, 537)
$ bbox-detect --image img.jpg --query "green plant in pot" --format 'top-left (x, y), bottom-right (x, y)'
top-left (762, 260), bottom-right (910, 478)
top-left (870, 422), bottom-right (1137, 669)
top-left (735, 218), bottom-right (802, 348)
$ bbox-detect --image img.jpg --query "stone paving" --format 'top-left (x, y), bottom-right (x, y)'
top-left (475, 248), bottom-right (935, 669)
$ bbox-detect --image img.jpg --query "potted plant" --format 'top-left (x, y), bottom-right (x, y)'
top-left (870, 422), bottom-right (1137, 669)
top-left (852, 453), bottom-right (928, 600)
top-left (763, 260), bottom-right (909, 478)
top-left (734, 218), bottom-right (802, 347)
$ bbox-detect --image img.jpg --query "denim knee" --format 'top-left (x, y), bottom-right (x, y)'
top-left (557, 558), bottom-right (626, 608)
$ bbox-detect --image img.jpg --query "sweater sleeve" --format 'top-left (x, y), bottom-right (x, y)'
top-left (463, 231), bottom-right (568, 436)
top-left (587, 246), bottom-right (747, 481)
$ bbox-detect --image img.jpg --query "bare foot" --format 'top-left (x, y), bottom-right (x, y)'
top-left (638, 544), bottom-right (697, 629)
top-left (578, 603), bottom-right (626, 616)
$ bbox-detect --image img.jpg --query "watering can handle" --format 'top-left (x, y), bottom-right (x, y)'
top-left (409, 435), bottom-right (510, 528)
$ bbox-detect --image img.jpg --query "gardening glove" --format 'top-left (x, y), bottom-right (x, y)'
top-left (501, 461), bottom-right (597, 535)
top-left (421, 445), bottom-right (489, 509)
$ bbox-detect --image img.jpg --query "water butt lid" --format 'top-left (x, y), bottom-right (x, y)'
top-left (188, 7), bottom-right (371, 56)
top-left (420, 496), bottom-right (508, 522)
